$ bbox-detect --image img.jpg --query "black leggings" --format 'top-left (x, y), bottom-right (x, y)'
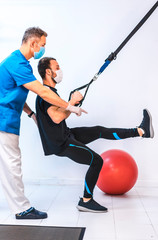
top-left (56, 126), bottom-right (139, 198)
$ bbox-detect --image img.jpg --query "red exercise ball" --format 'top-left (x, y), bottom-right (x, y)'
top-left (97, 149), bottom-right (138, 195)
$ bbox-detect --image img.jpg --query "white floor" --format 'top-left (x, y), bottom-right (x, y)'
top-left (0, 183), bottom-right (158, 240)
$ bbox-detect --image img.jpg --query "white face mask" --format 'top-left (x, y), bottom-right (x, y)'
top-left (54, 69), bottom-right (63, 84)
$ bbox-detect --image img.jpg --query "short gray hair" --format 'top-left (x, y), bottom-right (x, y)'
top-left (22, 27), bottom-right (48, 43)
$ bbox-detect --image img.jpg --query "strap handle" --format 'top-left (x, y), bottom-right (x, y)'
top-left (68, 53), bottom-right (116, 106)
top-left (68, 79), bottom-right (94, 106)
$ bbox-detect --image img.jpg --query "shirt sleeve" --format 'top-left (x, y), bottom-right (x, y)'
top-left (43, 101), bottom-right (52, 112)
top-left (43, 88), bottom-right (59, 112)
top-left (11, 62), bottom-right (37, 86)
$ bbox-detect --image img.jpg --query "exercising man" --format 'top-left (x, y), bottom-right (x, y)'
top-left (0, 27), bottom-right (86, 220)
top-left (36, 57), bottom-right (154, 213)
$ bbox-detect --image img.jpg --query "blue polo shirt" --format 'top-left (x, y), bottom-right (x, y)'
top-left (0, 50), bottom-right (36, 135)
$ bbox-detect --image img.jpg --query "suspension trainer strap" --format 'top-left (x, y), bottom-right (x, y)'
top-left (69, 1), bottom-right (158, 106)
top-left (68, 79), bottom-right (94, 106)
top-left (114, 1), bottom-right (158, 56)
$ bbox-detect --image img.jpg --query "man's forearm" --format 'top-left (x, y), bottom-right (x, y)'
top-left (56, 108), bottom-right (71, 121)
top-left (23, 102), bottom-right (32, 115)
top-left (23, 80), bottom-right (86, 116)
top-left (47, 96), bottom-right (77, 124)
top-left (41, 87), bottom-right (69, 109)
top-left (54, 97), bottom-right (79, 121)
top-left (23, 80), bottom-right (68, 109)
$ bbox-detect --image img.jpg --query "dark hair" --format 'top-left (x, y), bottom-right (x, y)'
top-left (22, 27), bottom-right (48, 43)
top-left (38, 57), bottom-right (56, 79)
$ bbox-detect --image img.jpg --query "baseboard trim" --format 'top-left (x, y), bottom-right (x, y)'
top-left (23, 178), bottom-right (158, 187)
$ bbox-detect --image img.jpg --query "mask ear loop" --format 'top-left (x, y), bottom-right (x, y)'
top-left (49, 69), bottom-right (57, 84)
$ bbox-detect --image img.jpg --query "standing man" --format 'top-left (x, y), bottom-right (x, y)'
top-left (0, 27), bottom-right (86, 220)
top-left (36, 57), bottom-right (154, 213)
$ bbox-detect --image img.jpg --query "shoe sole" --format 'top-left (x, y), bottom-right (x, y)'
top-left (76, 205), bottom-right (108, 213)
top-left (16, 215), bottom-right (48, 219)
top-left (16, 216), bottom-right (47, 219)
top-left (145, 108), bottom-right (154, 138)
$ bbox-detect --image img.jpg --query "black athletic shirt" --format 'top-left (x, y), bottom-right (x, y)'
top-left (36, 86), bottom-right (71, 155)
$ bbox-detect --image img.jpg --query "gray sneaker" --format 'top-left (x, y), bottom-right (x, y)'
top-left (77, 198), bottom-right (108, 213)
top-left (139, 109), bottom-right (154, 138)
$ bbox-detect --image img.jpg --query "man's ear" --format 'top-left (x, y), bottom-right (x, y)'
top-left (30, 39), bottom-right (36, 48)
top-left (46, 69), bottom-right (52, 76)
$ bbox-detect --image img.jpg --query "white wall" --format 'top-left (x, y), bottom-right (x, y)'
top-left (0, 0), bottom-right (158, 186)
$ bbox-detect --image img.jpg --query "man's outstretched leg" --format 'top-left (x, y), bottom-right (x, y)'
top-left (70, 109), bottom-right (154, 144)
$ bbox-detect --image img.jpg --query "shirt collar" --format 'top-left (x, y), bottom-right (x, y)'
top-left (43, 84), bottom-right (57, 93)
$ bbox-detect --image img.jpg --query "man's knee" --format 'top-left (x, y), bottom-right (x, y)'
top-left (92, 154), bottom-right (103, 170)
top-left (98, 156), bottom-right (103, 169)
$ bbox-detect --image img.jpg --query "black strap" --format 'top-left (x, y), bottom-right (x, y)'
top-left (28, 111), bottom-right (34, 118)
top-left (68, 79), bottom-right (94, 106)
top-left (69, 1), bottom-right (158, 106)
top-left (114, 1), bottom-right (158, 56)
